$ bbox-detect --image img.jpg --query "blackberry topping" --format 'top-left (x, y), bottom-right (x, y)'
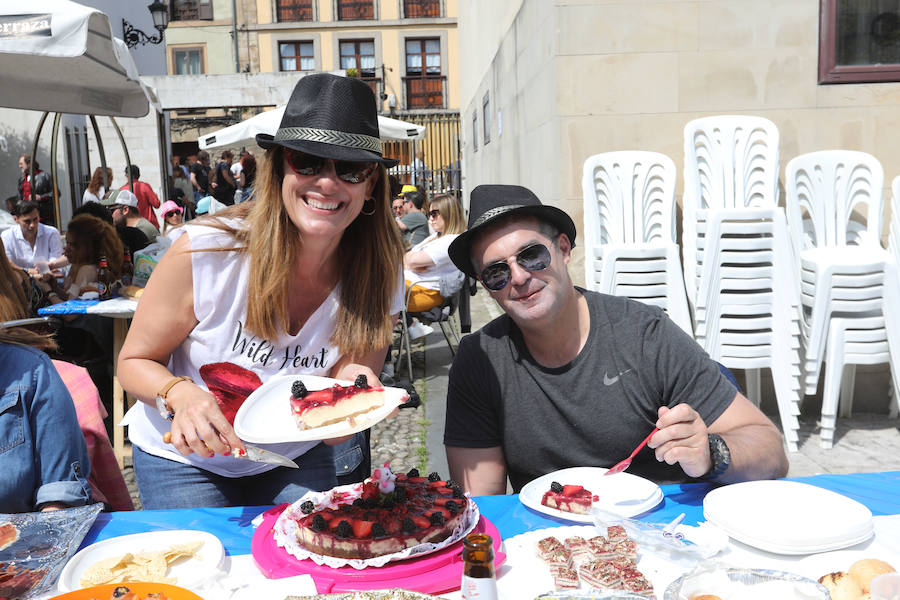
top-left (339, 504), bottom-right (353, 512)
top-left (311, 514), bottom-right (327, 532)
top-left (354, 374), bottom-right (368, 388)
top-left (382, 498), bottom-right (396, 509)
top-left (445, 479), bottom-right (457, 488)
top-left (429, 512), bottom-right (445, 525)
top-left (335, 520), bottom-right (352, 538)
top-left (291, 380), bottom-right (308, 399)
top-left (550, 481), bottom-right (564, 493)
top-left (407, 468), bottom-right (420, 477)
top-left (428, 472), bottom-right (440, 482)
top-left (394, 486), bottom-right (408, 502)
top-left (299, 500), bottom-right (315, 514)
top-left (445, 500), bottom-right (460, 514)
top-left (363, 498), bottom-right (378, 509)
top-left (401, 517), bottom-right (416, 533)
top-left (371, 523), bottom-right (387, 538)
top-left (452, 486), bottom-right (464, 499)
top-left (352, 498), bottom-right (366, 507)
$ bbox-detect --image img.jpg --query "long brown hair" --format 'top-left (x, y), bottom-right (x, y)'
top-left (201, 146), bottom-right (404, 356)
top-left (87, 167), bottom-right (113, 195)
top-left (429, 194), bottom-right (466, 236)
top-left (65, 214), bottom-right (124, 276)
top-left (0, 237), bottom-right (30, 321)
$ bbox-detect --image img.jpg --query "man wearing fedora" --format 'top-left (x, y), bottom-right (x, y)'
top-left (443, 185), bottom-right (789, 495)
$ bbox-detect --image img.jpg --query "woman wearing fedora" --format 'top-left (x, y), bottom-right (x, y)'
top-left (117, 73), bottom-right (406, 509)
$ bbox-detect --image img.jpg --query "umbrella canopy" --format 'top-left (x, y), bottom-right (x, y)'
top-left (0, 0), bottom-right (156, 117)
top-left (198, 105), bottom-right (426, 150)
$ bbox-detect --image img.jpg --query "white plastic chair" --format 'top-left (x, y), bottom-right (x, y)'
top-left (582, 151), bottom-right (692, 335)
top-left (891, 176), bottom-right (900, 268)
top-left (784, 150), bottom-right (893, 400)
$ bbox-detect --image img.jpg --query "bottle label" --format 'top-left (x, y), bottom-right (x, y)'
top-left (97, 282), bottom-right (107, 296)
top-left (461, 575), bottom-right (498, 600)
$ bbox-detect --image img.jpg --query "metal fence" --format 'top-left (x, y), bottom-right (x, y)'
top-left (383, 111), bottom-right (461, 197)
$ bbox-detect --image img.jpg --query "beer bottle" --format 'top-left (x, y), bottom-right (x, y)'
top-left (97, 255), bottom-right (112, 300)
top-left (461, 532), bottom-right (498, 600)
top-left (121, 247), bottom-right (134, 287)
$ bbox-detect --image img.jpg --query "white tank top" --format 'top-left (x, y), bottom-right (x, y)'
top-left (124, 222), bottom-right (403, 477)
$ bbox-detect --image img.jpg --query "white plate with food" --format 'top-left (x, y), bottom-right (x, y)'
top-left (498, 525), bottom-right (686, 599)
top-left (793, 549), bottom-right (899, 594)
top-left (519, 467), bottom-right (664, 522)
top-left (703, 480), bottom-right (874, 555)
top-left (57, 530), bottom-right (224, 592)
top-left (234, 374), bottom-right (409, 443)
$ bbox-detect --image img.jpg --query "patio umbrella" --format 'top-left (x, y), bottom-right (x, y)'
top-left (198, 105), bottom-right (426, 150)
top-left (0, 0), bottom-right (157, 117)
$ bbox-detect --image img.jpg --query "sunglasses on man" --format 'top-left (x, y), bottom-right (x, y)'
top-left (284, 148), bottom-right (376, 184)
top-left (479, 243), bottom-right (552, 291)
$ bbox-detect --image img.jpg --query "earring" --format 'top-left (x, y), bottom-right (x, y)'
top-left (360, 198), bottom-right (376, 216)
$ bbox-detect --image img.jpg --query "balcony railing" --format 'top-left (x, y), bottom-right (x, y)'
top-left (277, 0), bottom-right (312, 22)
top-left (403, 0), bottom-right (440, 18)
top-left (170, 0), bottom-right (212, 21)
top-left (337, 0), bottom-right (374, 20)
top-left (404, 75), bottom-right (445, 109)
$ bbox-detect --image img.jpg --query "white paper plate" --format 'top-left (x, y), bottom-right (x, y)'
top-left (703, 480), bottom-right (874, 555)
top-left (519, 467), bottom-right (664, 522)
top-left (233, 374), bottom-right (409, 443)
top-left (498, 525), bottom-right (687, 599)
top-left (57, 530), bottom-right (225, 592)
top-left (793, 549), bottom-right (900, 582)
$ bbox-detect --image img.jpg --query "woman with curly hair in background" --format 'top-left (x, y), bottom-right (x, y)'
top-left (42, 215), bottom-right (123, 303)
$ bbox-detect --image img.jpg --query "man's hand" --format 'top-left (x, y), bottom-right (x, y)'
top-left (648, 404), bottom-right (712, 478)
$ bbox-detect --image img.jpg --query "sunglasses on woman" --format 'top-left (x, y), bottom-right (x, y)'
top-left (284, 148), bottom-right (376, 184)
top-left (428, 209), bottom-right (441, 219)
top-left (479, 243), bottom-right (553, 291)
top-left (165, 211), bottom-right (180, 218)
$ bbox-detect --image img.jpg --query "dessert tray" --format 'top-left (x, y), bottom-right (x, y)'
top-left (50, 582), bottom-right (203, 600)
top-left (251, 503), bottom-right (506, 595)
top-left (519, 467), bottom-right (664, 522)
top-left (235, 374), bottom-right (409, 443)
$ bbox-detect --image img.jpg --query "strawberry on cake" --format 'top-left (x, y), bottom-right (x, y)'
top-left (289, 375), bottom-right (385, 430)
top-left (541, 482), bottom-right (598, 514)
top-left (293, 465), bottom-right (470, 560)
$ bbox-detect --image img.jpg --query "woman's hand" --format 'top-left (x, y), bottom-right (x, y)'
top-left (165, 382), bottom-right (244, 457)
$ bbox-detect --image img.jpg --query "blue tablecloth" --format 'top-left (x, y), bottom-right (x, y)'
top-left (82, 471), bottom-right (900, 556)
top-left (38, 299), bottom-right (100, 315)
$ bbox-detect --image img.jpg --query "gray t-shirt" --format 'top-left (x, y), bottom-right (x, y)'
top-left (400, 211), bottom-right (428, 246)
top-left (135, 217), bottom-right (159, 243)
top-left (444, 289), bottom-right (736, 490)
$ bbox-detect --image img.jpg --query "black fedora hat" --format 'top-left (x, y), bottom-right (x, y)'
top-left (256, 72), bottom-right (398, 167)
top-left (448, 184), bottom-right (577, 277)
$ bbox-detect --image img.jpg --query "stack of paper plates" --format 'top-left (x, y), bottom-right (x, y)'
top-left (703, 480), bottom-right (873, 555)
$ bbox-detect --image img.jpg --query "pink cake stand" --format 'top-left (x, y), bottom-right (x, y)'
top-left (251, 503), bottom-right (506, 595)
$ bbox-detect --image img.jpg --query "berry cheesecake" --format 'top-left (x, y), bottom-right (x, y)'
top-left (289, 375), bottom-right (385, 430)
top-left (541, 482), bottom-right (598, 514)
top-left (293, 466), bottom-right (469, 559)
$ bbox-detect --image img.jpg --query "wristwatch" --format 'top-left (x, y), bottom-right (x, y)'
top-left (155, 376), bottom-right (193, 421)
top-left (705, 433), bottom-right (732, 479)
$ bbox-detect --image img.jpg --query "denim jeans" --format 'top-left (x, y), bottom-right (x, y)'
top-left (134, 432), bottom-right (370, 508)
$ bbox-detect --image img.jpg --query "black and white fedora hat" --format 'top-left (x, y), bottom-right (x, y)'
top-left (256, 72), bottom-right (398, 167)
top-left (448, 184), bottom-right (577, 278)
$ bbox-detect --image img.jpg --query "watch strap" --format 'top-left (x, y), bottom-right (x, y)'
top-left (705, 433), bottom-right (732, 479)
top-left (155, 375), bottom-right (193, 420)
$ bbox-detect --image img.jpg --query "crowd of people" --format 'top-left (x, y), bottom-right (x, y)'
top-left (0, 72), bottom-right (790, 516)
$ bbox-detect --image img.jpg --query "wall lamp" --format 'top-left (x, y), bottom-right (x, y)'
top-left (123, 1), bottom-right (170, 48)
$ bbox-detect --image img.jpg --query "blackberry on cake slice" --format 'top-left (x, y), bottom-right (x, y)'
top-left (289, 375), bottom-right (386, 430)
top-left (540, 483), bottom-right (597, 514)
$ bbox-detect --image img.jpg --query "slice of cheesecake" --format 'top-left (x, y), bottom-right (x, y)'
top-left (289, 375), bottom-right (385, 430)
top-left (540, 482), bottom-right (597, 514)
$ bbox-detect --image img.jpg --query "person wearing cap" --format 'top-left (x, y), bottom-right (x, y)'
top-left (397, 188), bottom-right (429, 246)
top-left (160, 200), bottom-right (184, 236)
top-left (120, 164), bottom-right (161, 229)
top-left (443, 185), bottom-right (789, 495)
top-left (117, 72), bottom-right (406, 509)
top-left (102, 189), bottom-right (159, 244)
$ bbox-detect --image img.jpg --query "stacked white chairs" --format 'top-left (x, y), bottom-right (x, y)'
top-left (785, 150), bottom-right (900, 447)
top-left (891, 176), bottom-right (900, 268)
top-left (581, 151), bottom-right (693, 335)
top-left (683, 115), bottom-right (802, 451)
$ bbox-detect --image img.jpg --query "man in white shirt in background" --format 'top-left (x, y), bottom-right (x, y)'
top-left (1, 200), bottom-right (66, 271)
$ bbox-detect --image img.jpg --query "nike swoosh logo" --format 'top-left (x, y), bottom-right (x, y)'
top-left (603, 369), bottom-right (632, 386)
